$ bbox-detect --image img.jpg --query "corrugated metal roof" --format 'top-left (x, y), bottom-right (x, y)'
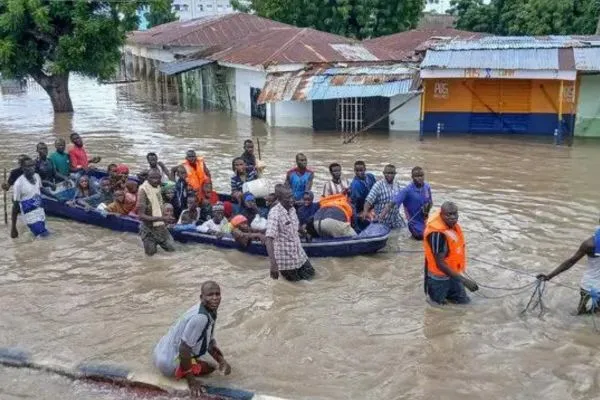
top-left (362, 28), bottom-right (487, 59)
top-left (127, 13), bottom-right (290, 48)
top-left (434, 35), bottom-right (600, 50)
top-left (257, 64), bottom-right (419, 103)
top-left (209, 28), bottom-right (393, 67)
top-left (421, 48), bottom-right (563, 70)
top-left (574, 47), bottom-right (600, 71)
top-left (158, 59), bottom-right (213, 75)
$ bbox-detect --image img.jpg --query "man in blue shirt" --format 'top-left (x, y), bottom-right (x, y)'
top-left (349, 161), bottom-right (376, 231)
top-left (380, 166), bottom-right (432, 240)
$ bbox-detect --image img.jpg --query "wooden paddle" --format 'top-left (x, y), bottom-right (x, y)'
top-left (3, 168), bottom-right (7, 224)
top-left (256, 138), bottom-right (262, 160)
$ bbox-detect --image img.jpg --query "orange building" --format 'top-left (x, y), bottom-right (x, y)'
top-left (419, 38), bottom-right (580, 138)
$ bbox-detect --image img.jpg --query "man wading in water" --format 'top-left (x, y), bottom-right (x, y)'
top-left (266, 184), bottom-right (315, 281)
top-left (153, 281), bottom-right (231, 397)
top-left (537, 218), bottom-right (600, 314)
top-left (423, 202), bottom-right (478, 304)
top-left (137, 169), bottom-right (176, 256)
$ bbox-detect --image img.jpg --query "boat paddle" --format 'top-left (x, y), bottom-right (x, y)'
top-left (257, 137), bottom-right (262, 160)
top-left (3, 168), bottom-right (7, 224)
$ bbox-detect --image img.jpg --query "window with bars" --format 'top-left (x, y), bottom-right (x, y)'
top-left (337, 97), bottom-right (364, 133)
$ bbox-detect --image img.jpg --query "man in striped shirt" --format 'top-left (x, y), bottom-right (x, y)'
top-left (322, 163), bottom-right (350, 197)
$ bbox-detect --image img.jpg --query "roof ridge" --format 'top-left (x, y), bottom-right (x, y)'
top-left (263, 27), bottom-right (308, 65)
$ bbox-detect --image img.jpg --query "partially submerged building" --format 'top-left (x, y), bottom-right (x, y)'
top-left (419, 36), bottom-right (600, 139)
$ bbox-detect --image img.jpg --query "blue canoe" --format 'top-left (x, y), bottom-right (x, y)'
top-left (42, 192), bottom-right (390, 258)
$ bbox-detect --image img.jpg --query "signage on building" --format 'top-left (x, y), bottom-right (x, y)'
top-left (421, 69), bottom-right (577, 81)
top-left (433, 81), bottom-right (449, 99)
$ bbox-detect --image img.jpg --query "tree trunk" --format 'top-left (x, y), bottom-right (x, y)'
top-left (31, 71), bottom-right (74, 113)
top-left (596, 12), bottom-right (600, 35)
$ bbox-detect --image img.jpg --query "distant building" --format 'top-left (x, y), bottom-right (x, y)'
top-left (424, 0), bottom-right (490, 15)
top-left (172, 0), bottom-right (245, 20)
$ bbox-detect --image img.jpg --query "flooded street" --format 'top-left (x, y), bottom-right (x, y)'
top-left (2, 76), bottom-right (600, 400)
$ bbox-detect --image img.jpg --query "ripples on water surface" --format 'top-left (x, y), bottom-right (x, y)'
top-left (1, 76), bottom-right (600, 400)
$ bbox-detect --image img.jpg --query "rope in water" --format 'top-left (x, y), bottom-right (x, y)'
top-left (520, 279), bottom-right (547, 317)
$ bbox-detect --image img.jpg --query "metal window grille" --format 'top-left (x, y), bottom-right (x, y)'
top-left (337, 97), bottom-right (363, 133)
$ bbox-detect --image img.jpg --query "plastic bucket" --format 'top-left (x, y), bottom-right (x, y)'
top-left (242, 178), bottom-right (269, 198)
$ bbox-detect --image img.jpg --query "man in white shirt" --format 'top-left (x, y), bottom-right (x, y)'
top-left (153, 281), bottom-right (231, 397)
top-left (322, 162), bottom-right (350, 197)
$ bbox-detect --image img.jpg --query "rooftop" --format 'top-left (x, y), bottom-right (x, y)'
top-left (127, 13), bottom-right (290, 48)
top-left (209, 27), bottom-right (396, 67)
top-left (362, 28), bottom-right (487, 59)
top-left (431, 35), bottom-right (600, 51)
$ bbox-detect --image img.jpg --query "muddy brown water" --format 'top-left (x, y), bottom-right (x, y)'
top-left (1, 76), bottom-right (600, 400)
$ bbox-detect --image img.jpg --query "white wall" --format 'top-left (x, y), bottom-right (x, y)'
top-left (424, 0), bottom-right (489, 14)
top-left (271, 101), bottom-right (312, 128)
top-left (173, 0), bottom-right (240, 20)
top-left (389, 93), bottom-right (421, 132)
top-left (234, 68), bottom-right (266, 116)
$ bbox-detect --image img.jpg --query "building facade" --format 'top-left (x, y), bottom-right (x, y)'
top-left (172, 0), bottom-right (242, 20)
top-left (418, 37), bottom-right (600, 139)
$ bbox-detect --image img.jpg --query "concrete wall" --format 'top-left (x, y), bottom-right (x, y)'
top-left (271, 101), bottom-right (313, 128)
top-left (389, 93), bottom-right (421, 132)
top-left (234, 68), bottom-right (266, 116)
top-left (575, 75), bottom-right (600, 138)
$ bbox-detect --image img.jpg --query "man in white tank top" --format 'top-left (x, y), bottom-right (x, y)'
top-left (537, 223), bottom-right (600, 314)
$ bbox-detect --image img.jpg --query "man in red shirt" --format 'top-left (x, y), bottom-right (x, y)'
top-left (69, 132), bottom-right (101, 173)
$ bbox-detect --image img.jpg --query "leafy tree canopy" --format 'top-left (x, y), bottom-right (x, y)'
top-left (450, 0), bottom-right (600, 36)
top-left (232, 0), bottom-right (425, 39)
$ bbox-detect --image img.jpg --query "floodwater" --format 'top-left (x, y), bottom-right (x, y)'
top-left (1, 76), bottom-right (600, 400)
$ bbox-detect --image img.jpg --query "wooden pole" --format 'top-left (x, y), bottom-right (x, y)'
top-left (557, 80), bottom-right (564, 145)
top-left (3, 168), bottom-right (8, 224)
top-left (419, 81), bottom-right (427, 141)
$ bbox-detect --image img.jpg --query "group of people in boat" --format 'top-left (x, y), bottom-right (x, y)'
top-left (5, 134), bottom-right (600, 399)
top-left (2, 134), bottom-right (436, 252)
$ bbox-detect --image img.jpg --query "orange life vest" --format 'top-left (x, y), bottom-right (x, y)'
top-left (182, 158), bottom-right (207, 197)
top-left (423, 210), bottom-right (466, 278)
top-left (319, 193), bottom-right (353, 223)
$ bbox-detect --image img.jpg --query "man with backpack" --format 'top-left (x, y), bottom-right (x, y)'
top-left (153, 281), bottom-right (231, 397)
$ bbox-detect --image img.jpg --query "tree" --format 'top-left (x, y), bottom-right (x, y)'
top-left (0, 0), bottom-right (168, 113)
top-left (145, 0), bottom-right (176, 29)
top-left (231, 0), bottom-right (425, 39)
top-left (450, 0), bottom-right (600, 36)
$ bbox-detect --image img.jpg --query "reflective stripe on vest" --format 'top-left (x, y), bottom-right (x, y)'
top-left (423, 210), bottom-right (466, 278)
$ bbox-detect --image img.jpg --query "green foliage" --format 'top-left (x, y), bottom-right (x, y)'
top-left (145, 0), bottom-right (176, 29)
top-left (232, 0), bottom-right (425, 39)
top-left (0, 0), bottom-right (172, 80)
top-left (450, 0), bottom-right (600, 35)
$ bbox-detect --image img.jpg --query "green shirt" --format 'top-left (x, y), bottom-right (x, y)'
top-left (49, 151), bottom-right (70, 175)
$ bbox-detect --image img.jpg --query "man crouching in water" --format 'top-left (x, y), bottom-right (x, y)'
top-left (153, 281), bottom-right (231, 397)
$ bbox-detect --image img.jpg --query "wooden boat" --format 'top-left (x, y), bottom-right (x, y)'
top-left (42, 188), bottom-right (390, 258)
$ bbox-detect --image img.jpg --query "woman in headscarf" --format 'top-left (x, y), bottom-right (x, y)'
top-left (73, 175), bottom-right (97, 199)
top-left (228, 215), bottom-right (265, 247)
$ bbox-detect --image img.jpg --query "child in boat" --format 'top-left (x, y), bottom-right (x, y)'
top-left (296, 191), bottom-right (319, 229)
top-left (230, 157), bottom-right (257, 205)
top-left (178, 194), bottom-right (201, 225)
top-left (162, 185), bottom-right (181, 218)
top-left (105, 190), bottom-right (129, 215)
top-left (196, 202), bottom-right (228, 237)
top-left (201, 179), bottom-right (233, 219)
top-left (124, 180), bottom-right (138, 215)
top-left (162, 203), bottom-right (176, 229)
top-left (240, 192), bottom-right (267, 233)
top-left (228, 215), bottom-right (265, 247)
